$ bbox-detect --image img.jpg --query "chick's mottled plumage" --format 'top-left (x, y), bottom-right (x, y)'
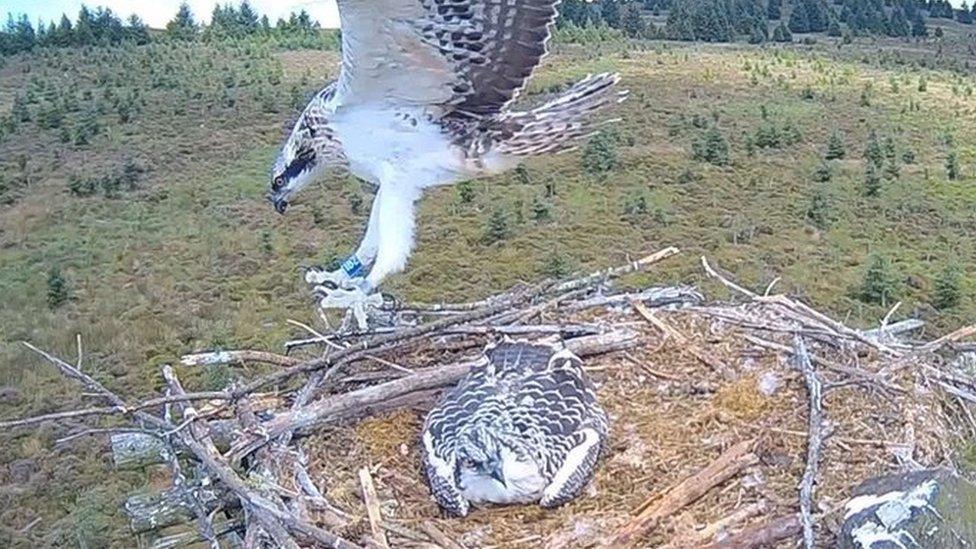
top-left (421, 340), bottom-right (609, 516)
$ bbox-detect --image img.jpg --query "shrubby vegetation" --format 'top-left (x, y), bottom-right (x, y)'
top-left (0, 1), bottom-right (338, 55)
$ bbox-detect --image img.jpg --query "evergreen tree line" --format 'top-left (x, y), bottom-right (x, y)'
top-left (1, 6), bottom-right (149, 54)
top-left (0, 1), bottom-right (323, 55)
top-left (558, 0), bottom-right (976, 43)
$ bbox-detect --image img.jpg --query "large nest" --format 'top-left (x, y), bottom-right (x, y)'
top-left (6, 249), bottom-right (975, 548)
top-left (299, 291), bottom-right (967, 547)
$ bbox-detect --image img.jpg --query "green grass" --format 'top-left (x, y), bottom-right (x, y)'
top-left (1, 35), bottom-right (975, 544)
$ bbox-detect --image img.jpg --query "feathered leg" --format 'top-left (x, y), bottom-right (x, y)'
top-left (316, 183), bottom-right (419, 328)
top-left (365, 183), bottom-right (420, 290)
top-left (305, 190), bottom-right (381, 288)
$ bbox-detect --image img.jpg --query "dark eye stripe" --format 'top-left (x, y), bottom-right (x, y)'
top-left (283, 151), bottom-right (313, 180)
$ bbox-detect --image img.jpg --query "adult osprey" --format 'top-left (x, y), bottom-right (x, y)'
top-left (421, 340), bottom-right (609, 516)
top-left (268, 0), bottom-right (624, 314)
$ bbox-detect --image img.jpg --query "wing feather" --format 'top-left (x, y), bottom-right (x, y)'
top-left (333, 0), bottom-right (560, 114)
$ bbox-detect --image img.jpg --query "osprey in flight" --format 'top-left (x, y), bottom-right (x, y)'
top-left (421, 340), bottom-right (609, 516)
top-left (268, 0), bottom-right (624, 314)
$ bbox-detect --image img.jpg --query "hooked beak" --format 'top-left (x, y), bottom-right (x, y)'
top-left (489, 462), bottom-right (506, 487)
top-left (268, 191), bottom-right (289, 215)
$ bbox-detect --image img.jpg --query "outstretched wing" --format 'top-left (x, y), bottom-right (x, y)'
top-left (334, 0), bottom-right (560, 114)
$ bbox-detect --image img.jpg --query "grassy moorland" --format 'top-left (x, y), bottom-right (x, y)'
top-left (1, 26), bottom-right (976, 545)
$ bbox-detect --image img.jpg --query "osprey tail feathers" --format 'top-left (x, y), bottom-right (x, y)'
top-left (495, 73), bottom-right (627, 157)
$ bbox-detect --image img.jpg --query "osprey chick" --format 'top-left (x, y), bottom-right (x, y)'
top-left (421, 340), bottom-right (609, 516)
top-left (268, 0), bottom-right (625, 317)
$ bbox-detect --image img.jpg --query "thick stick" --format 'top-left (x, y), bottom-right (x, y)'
top-left (606, 439), bottom-right (759, 547)
top-left (701, 514), bottom-right (802, 549)
top-left (181, 350), bottom-right (301, 368)
top-left (234, 330), bottom-right (639, 459)
top-left (794, 337), bottom-right (823, 549)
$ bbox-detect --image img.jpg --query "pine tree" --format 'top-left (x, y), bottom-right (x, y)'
top-left (933, 263), bottom-right (962, 310)
top-left (456, 180), bottom-right (475, 204)
top-left (540, 251), bottom-right (571, 278)
top-left (622, 3), bottom-right (646, 37)
top-left (772, 21), bottom-right (792, 41)
top-left (884, 157), bottom-right (900, 180)
top-left (692, 126), bottom-right (730, 166)
top-left (825, 131), bottom-right (846, 160)
top-left (767, 0), bottom-right (782, 20)
top-left (859, 255), bottom-right (897, 306)
top-left (827, 16), bottom-right (842, 36)
top-left (946, 151), bottom-right (960, 180)
top-left (239, 1), bottom-right (260, 33)
top-left (813, 160), bottom-right (832, 182)
top-left (531, 195), bottom-right (552, 222)
top-left (887, 9), bottom-right (910, 37)
top-left (959, 2), bottom-right (974, 24)
top-left (864, 130), bottom-right (883, 168)
top-left (864, 161), bottom-right (882, 196)
top-left (11, 93), bottom-right (30, 123)
top-left (166, 2), bottom-right (198, 41)
top-left (788, 1), bottom-right (811, 32)
top-left (125, 15), bottom-right (150, 45)
top-left (806, 185), bottom-right (831, 229)
top-left (482, 208), bottom-right (510, 245)
top-left (582, 131), bottom-right (618, 174)
top-left (602, 0), bottom-right (622, 28)
top-left (911, 11), bottom-right (928, 37)
top-left (47, 267), bottom-right (69, 309)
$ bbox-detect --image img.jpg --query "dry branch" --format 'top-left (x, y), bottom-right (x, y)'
top-left (631, 300), bottom-right (732, 377)
top-left (607, 439), bottom-right (759, 547)
top-left (701, 514), bottom-right (802, 549)
top-left (794, 336), bottom-right (823, 549)
top-left (180, 350), bottom-right (301, 368)
top-left (359, 467), bottom-right (389, 549)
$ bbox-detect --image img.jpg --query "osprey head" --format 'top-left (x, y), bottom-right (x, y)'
top-left (455, 426), bottom-right (507, 486)
top-left (268, 117), bottom-right (321, 215)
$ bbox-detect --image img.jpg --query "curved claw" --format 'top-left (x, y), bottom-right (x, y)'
top-left (304, 265), bottom-right (351, 288)
top-left (318, 285), bottom-right (383, 331)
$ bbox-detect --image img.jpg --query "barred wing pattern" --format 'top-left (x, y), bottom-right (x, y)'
top-left (334, 0), bottom-right (559, 114)
top-left (421, 340), bottom-right (609, 515)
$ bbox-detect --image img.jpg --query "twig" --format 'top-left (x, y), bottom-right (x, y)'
top-left (553, 247), bottom-right (681, 293)
top-left (880, 301), bottom-right (902, 330)
top-left (739, 334), bottom-right (903, 395)
top-left (286, 324), bottom-right (605, 350)
top-left (0, 390), bottom-right (233, 430)
top-left (794, 336), bottom-right (823, 549)
top-left (701, 256), bottom-right (757, 298)
top-left (921, 324), bottom-right (976, 352)
top-left (358, 467), bottom-right (390, 549)
top-left (420, 522), bottom-right (465, 549)
top-left (631, 301), bottom-right (732, 377)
